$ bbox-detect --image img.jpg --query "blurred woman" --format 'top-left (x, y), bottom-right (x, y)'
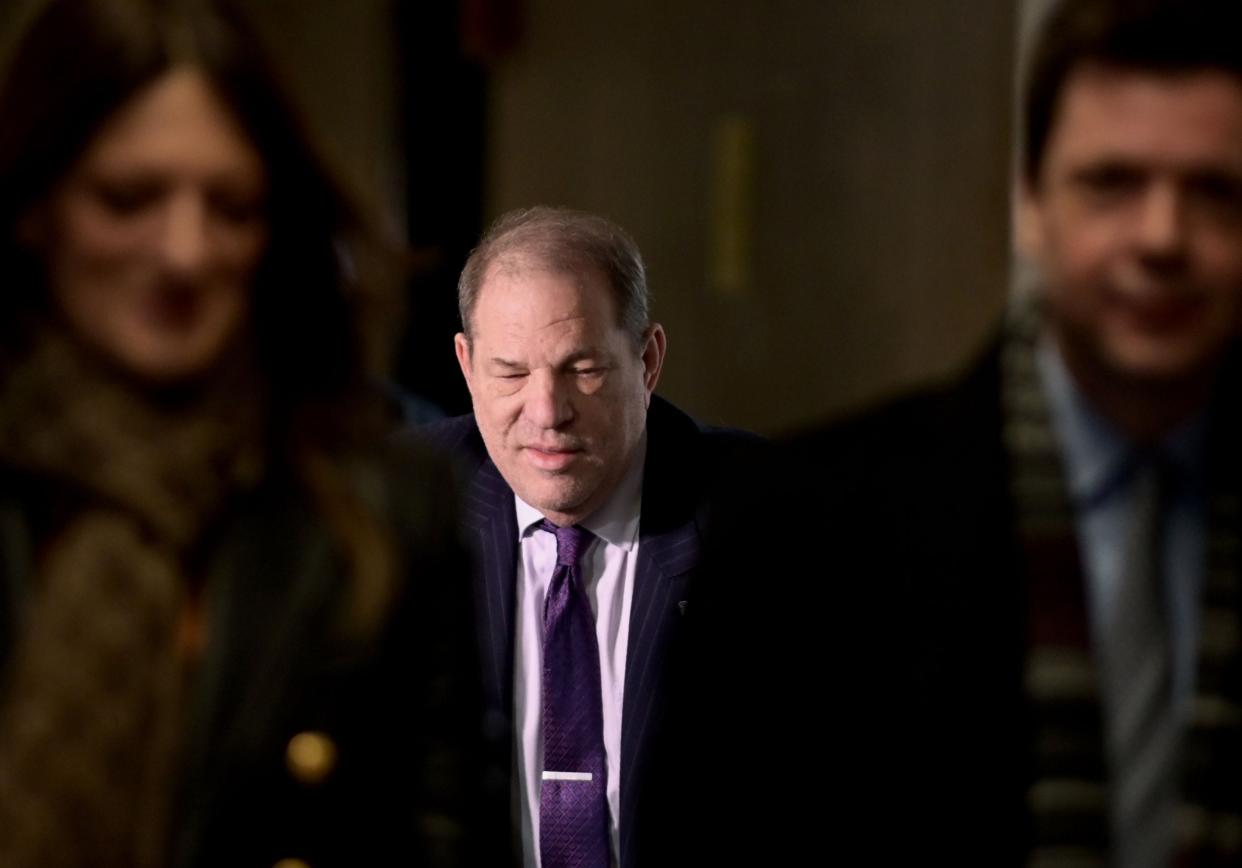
top-left (0, 1), bottom-right (488, 866)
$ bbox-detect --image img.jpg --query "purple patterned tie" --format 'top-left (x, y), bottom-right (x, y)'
top-left (538, 520), bottom-right (610, 868)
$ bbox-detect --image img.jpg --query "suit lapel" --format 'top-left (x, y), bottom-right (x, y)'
top-left (621, 518), bottom-right (697, 784)
top-left (460, 456), bottom-right (519, 721)
top-left (619, 400), bottom-right (703, 867)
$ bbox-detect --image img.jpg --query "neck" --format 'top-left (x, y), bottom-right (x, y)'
top-left (1053, 332), bottom-right (1217, 445)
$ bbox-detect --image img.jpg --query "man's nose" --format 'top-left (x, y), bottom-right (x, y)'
top-left (1133, 183), bottom-right (1189, 270)
top-left (524, 369), bottom-right (574, 429)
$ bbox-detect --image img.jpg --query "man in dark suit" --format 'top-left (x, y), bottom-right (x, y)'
top-left (710, 0), bottom-right (1242, 864)
top-left (417, 206), bottom-right (757, 868)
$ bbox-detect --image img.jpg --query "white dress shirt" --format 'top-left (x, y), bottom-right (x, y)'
top-left (513, 434), bottom-right (646, 868)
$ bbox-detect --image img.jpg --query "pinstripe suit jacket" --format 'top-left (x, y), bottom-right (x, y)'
top-left (415, 395), bottom-right (759, 868)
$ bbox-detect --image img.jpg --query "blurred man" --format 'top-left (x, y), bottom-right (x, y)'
top-left (765, 1), bottom-right (1242, 864)
top-left (416, 206), bottom-right (757, 868)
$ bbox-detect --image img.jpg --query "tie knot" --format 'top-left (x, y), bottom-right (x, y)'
top-left (1131, 448), bottom-right (1179, 501)
top-left (538, 519), bottom-right (594, 567)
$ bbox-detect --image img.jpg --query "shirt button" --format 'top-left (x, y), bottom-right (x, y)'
top-left (285, 730), bottom-right (337, 786)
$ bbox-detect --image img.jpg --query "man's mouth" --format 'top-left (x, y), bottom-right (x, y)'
top-left (523, 444), bottom-right (583, 471)
top-left (1109, 286), bottom-right (1205, 332)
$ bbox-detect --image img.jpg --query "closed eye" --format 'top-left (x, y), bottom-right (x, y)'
top-left (92, 179), bottom-right (163, 216)
top-left (487, 357), bottom-right (528, 380)
top-left (1186, 171), bottom-right (1242, 217)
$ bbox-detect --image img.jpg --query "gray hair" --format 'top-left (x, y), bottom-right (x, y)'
top-left (457, 205), bottom-right (650, 346)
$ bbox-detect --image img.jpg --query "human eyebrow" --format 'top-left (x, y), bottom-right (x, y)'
top-left (88, 174), bottom-right (165, 214)
top-left (1184, 168), bottom-right (1242, 208)
top-left (487, 358), bottom-right (529, 378)
top-left (557, 349), bottom-right (614, 368)
top-left (1066, 159), bottom-right (1146, 193)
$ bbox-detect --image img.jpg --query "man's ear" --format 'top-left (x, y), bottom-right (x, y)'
top-left (640, 323), bottom-right (667, 404)
top-left (454, 332), bottom-right (474, 392)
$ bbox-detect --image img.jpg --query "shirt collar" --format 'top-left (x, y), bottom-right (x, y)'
top-left (1037, 335), bottom-right (1207, 508)
top-left (514, 430), bottom-right (646, 551)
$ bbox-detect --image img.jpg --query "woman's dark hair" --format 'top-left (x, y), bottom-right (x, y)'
top-left (0, 0), bottom-right (402, 628)
top-left (0, 0), bottom-right (393, 439)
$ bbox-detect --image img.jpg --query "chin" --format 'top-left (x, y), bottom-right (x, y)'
top-left (532, 492), bottom-right (586, 517)
top-left (1105, 344), bottom-right (1222, 389)
top-left (115, 345), bottom-right (220, 384)
top-left (524, 483), bottom-right (588, 516)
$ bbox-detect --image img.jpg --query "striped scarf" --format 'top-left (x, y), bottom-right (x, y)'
top-left (1001, 295), bottom-right (1242, 867)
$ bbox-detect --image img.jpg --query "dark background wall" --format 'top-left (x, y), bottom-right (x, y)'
top-left (2, 0), bottom-right (1023, 436)
top-left (484, 0), bottom-right (1016, 433)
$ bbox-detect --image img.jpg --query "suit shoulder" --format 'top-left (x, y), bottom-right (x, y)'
top-left (325, 435), bottom-right (460, 547)
top-left (642, 397), bottom-right (768, 536)
top-left (648, 395), bottom-right (766, 457)
top-left (399, 413), bottom-right (480, 454)
top-left (789, 343), bottom-right (1001, 463)
top-left (393, 413), bottom-right (491, 480)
